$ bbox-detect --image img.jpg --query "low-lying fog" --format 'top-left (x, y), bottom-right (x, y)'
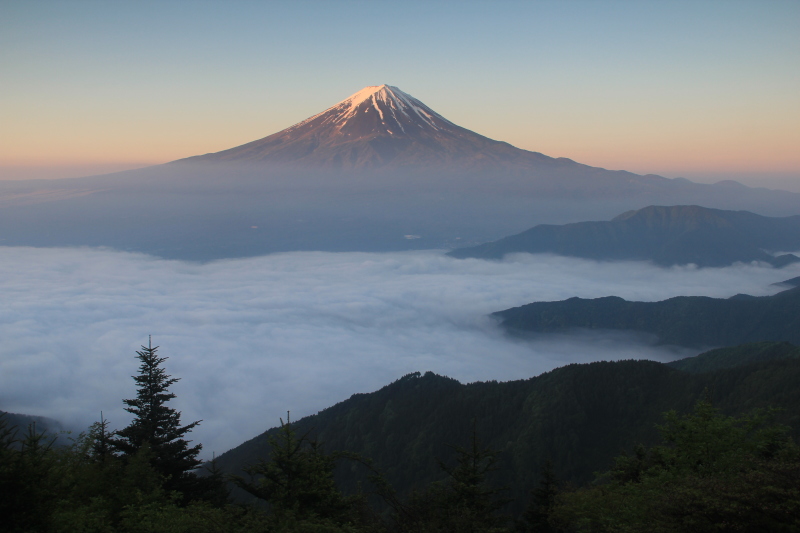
top-left (1, 247), bottom-right (796, 456)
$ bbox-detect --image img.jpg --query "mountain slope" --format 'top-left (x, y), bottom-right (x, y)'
top-left (775, 275), bottom-right (800, 288)
top-left (666, 341), bottom-right (800, 373)
top-left (177, 85), bottom-right (562, 171)
top-left (0, 410), bottom-right (67, 446)
top-left (493, 285), bottom-right (800, 348)
top-left (448, 205), bottom-right (800, 267)
top-left (215, 353), bottom-right (800, 513)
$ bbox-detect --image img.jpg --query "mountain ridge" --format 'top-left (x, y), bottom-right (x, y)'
top-left (493, 284), bottom-right (800, 348)
top-left (448, 205), bottom-right (800, 267)
top-left (214, 348), bottom-right (800, 513)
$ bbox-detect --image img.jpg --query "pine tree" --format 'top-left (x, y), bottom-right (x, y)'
top-left (519, 460), bottom-right (560, 533)
top-left (396, 425), bottom-right (510, 532)
top-left (89, 412), bottom-right (112, 464)
top-left (235, 413), bottom-right (361, 525)
top-left (110, 338), bottom-right (202, 496)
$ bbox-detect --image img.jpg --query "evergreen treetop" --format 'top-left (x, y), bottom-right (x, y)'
top-left (110, 338), bottom-right (202, 488)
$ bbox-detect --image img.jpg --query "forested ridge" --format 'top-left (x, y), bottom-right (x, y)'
top-left (0, 410), bottom-right (64, 439)
top-left (448, 205), bottom-right (800, 268)
top-left (494, 284), bottom-right (800, 347)
top-left (217, 343), bottom-right (800, 509)
top-left (4, 341), bottom-right (800, 532)
top-left (666, 341), bottom-right (800, 373)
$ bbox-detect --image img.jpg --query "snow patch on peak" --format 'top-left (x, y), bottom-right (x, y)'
top-left (346, 85), bottom-right (390, 108)
top-left (288, 85), bottom-right (454, 132)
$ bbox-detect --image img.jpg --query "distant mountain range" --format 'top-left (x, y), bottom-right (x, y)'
top-left (493, 284), bottom-right (800, 348)
top-left (448, 205), bottom-right (800, 267)
top-left (214, 342), bottom-right (800, 513)
top-left (3, 85), bottom-right (800, 259)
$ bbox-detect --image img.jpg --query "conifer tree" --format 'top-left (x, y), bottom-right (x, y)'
top-left (397, 425), bottom-right (510, 532)
top-left (89, 412), bottom-right (112, 464)
top-left (110, 338), bottom-right (202, 495)
top-left (234, 413), bottom-right (360, 525)
top-left (519, 460), bottom-right (560, 533)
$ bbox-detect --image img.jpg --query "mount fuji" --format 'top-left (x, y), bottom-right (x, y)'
top-left (2, 84), bottom-right (800, 260)
top-left (177, 85), bottom-right (556, 171)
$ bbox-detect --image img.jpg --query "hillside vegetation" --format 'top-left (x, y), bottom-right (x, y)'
top-left (217, 343), bottom-right (800, 516)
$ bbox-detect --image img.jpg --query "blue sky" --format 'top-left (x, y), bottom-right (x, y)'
top-left (2, 0), bottom-right (798, 187)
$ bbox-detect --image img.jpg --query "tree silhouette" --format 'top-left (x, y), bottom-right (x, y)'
top-left (396, 425), bottom-right (510, 532)
top-left (110, 338), bottom-right (202, 495)
top-left (234, 413), bottom-right (362, 527)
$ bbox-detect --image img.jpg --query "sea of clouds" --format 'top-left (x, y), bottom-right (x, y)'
top-left (0, 247), bottom-right (796, 457)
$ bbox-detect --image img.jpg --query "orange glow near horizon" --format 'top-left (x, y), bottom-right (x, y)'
top-left (2, 126), bottom-right (799, 182)
top-left (2, 100), bottom-right (799, 182)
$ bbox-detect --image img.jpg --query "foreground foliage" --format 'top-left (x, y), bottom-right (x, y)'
top-left (4, 342), bottom-right (800, 531)
top-left (552, 401), bottom-right (800, 532)
top-left (233, 414), bottom-right (371, 531)
top-left (5, 399), bottom-right (798, 532)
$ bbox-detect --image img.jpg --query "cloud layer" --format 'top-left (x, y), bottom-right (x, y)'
top-left (0, 247), bottom-right (795, 456)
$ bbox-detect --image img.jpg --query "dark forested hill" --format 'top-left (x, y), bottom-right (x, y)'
top-left (667, 341), bottom-right (800, 373)
top-left (493, 285), bottom-right (800, 348)
top-left (0, 410), bottom-right (66, 445)
top-left (775, 275), bottom-right (800, 287)
top-left (448, 205), bottom-right (800, 267)
top-left (215, 347), bottom-right (800, 513)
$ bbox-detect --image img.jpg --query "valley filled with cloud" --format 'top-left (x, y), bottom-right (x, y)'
top-left (1, 247), bottom-right (795, 456)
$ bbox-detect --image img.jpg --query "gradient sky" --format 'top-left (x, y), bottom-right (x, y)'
top-left (2, 0), bottom-right (799, 189)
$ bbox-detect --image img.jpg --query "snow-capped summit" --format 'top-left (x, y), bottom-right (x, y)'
top-left (289, 84), bottom-right (455, 135)
top-left (180, 85), bottom-right (555, 170)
